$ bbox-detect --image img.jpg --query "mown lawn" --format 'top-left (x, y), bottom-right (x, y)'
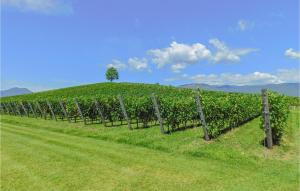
top-left (1, 109), bottom-right (299, 190)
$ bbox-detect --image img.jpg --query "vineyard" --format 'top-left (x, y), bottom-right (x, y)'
top-left (0, 82), bottom-right (263, 139)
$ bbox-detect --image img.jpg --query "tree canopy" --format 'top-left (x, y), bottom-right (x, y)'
top-left (106, 67), bottom-right (119, 82)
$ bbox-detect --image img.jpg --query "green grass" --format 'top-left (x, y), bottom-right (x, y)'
top-left (1, 109), bottom-right (299, 190)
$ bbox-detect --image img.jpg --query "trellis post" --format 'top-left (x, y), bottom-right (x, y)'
top-left (46, 100), bottom-right (57, 121)
top-left (3, 103), bottom-right (11, 114)
top-left (94, 99), bottom-right (106, 126)
top-left (5, 102), bottom-right (13, 115)
top-left (20, 102), bottom-right (29, 117)
top-left (261, 89), bottom-right (273, 149)
top-left (1, 103), bottom-right (7, 114)
top-left (59, 100), bottom-right (70, 122)
top-left (151, 93), bottom-right (164, 134)
top-left (28, 102), bottom-right (37, 118)
top-left (13, 102), bottom-right (22, 116)
top-left (74, 98), bottom-right (86, 124)
top-left (118, 95), bottom-right (132, 130)
top-left (8, 102), bottom-right (17, 116)
top-left (0, 103), bottom-right (4, 114)
top-left (195, 91), bottom-right (210, 141)
top-left (35, 101), bottom-right (45, 119)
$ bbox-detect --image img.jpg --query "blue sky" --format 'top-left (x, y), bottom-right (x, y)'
top-left (1, 0), bottom-right (299, 91)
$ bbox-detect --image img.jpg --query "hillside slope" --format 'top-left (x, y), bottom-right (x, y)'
top-left (1, 82), bottom-right (182, 100)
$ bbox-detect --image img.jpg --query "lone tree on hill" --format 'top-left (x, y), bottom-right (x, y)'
top-left (106, 67), bottom-right (119, 82)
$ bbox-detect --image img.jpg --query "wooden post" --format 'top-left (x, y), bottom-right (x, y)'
top-left (46, 100), bottom-right (57, 121)
top-left (151, 93), bottom-right (164, 134)
top-left (0, 103), bottom-right (6, 114)
top-left (5, 103), bottom-right (12, 115)
top-left (195, 91), bottom-right (210, 141)
top-left (2, 103), bottom-right (10, 114)
top-left (262, 89), bottom-right (273, 149)
top-left (0, 103), bottom-right (7, 114)
top-left (59, 100), bottom-right (70, 122)
top-left (20, 102), bottom-right (29, 117)
top-left (8, 102), bottom-right (17, 115)
top-left (28, 102), bottom-right (37, 118)
top-left (0, 103), bottom-right (4, 114)
top-left (7, 103), bottom-right (13, 115)
top-left (74, 98), bottom-right (86, 124)
top-left (118, 95), bottom-right (132, 130)
top-left (94, 99), bottom-right (106, 126)
top-left (35, 101), bottom-right (44, 118)
top-left (13, 102), bottom-right (22, 116)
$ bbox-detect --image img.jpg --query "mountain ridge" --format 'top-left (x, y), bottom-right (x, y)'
top-left (0, 87), bottom-right (32, 97)
top-left (180, 83), bottom-right (300, 97)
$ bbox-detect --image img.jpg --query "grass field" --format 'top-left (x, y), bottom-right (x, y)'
top-left (1, 109), bottom-right (299, 190)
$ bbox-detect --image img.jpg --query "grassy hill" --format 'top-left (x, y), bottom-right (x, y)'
top-left (1, 82), bottom-right (181, 101)
top-left (1, 109), bottom-right (299, 190)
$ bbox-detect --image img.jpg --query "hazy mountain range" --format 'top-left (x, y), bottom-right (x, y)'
top-left (0, 87), bottom-right (32, 97)
top-left (180, 83), bottom-right (299, 97)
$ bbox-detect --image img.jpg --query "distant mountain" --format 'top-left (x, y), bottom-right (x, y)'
top-left (0, 87), bottom-right (32, 97)
top-left (180, 83), bottom-right (300, 97)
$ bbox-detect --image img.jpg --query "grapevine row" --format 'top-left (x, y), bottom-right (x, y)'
top-left (0, 83), bottom-right (261, 138)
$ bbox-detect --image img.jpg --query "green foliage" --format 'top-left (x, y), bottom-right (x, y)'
top-left (0, 82), bottom-right (261, 138)
top-left (106, 67), bottom-right (119, 82)
top-left (260, 91), bottom-right (290, 145)
top-left (286, 96), bottom-right (300, 106)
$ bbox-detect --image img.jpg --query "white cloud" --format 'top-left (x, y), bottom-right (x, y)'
top-left (237, 19), bottom-right (254, 31)
top-left (148, 41), bottom-right (211, 72)
top-left (106, 59), bottom-right (127, 70)
top-left (166, 68), bottom-right (300, 85)
top-left (209, 38), bottom-right (257, 63)
top-left (276, 68), bottom-right (300, 82)
top-left (2, 0), bottom-right (73, 14)
top-left (147, 40), bottom-right (256, 73)
top-left (107, 58), bottom-right (151, 72)
top-left (128, 57), bottom-right (149, 71)
top-left (171, 63), bottom-right (186, 73)
top-left (285, 48), bottom-right (300, 59)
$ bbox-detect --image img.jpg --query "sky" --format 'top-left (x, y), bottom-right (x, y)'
top-left (1, 0), bottom-right (300, 92)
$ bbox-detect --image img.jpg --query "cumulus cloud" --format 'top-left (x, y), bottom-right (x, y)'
top-left (148, 41), bottom-right (211, 72)
top-left (237, 19), bottom-right (254, 31)
top-left (209, 39), bottom-right (258, 63)
top-left (285, 48), bottom-right (300, 59)
top-left (2, 0), bottom-right (73, 14)
top-left (276, 68), bottom-right (300, 82)
top-left (190, 72), bottom-right (281, 85)
top-left (109, 39), bottom-right (257, 73)
top-left (128, 57), bottom-right (149, 71)
top-left (147, 40), bottom-right (256, 73)
top-left (171, 63), bottom-right (187, 73)
top-left (166, 68), bottom-right (299, 85)
top-left (106, 59), bottom-right (127, 70)
top-left (107, 58), bottom-right (151, 72)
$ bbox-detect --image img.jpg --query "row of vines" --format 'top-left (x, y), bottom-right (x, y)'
top-left (260, 91), bottom-right (291, 145)
top-left (0, 83), bottom-right (263, 138)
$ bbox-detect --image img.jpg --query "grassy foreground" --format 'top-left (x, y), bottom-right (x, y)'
top-left (1, 109), bottom-right (299, 191)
